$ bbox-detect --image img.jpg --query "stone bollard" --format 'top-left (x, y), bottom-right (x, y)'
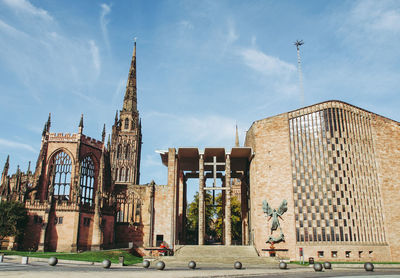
top-left (279, 262), bottom-right (287, 269)
top-left (142, 260), bottom-right (150, 268)
top-left (234, 261), bottom-right (242, 269)
top-left (323, 261), bottom-right (332, 269)
top-left (313, 262), bottom-right (323, 272)
top-left (21, 256), bottom-right (29, 265)
top-left (188, 261), bottom-right (196, 269)
top-left (364, 262), bottom-right (374, 271)
top-left (119, 256), bottom-right (124, 266)
top-left (48, 256), bottom-right (58, 266)
top-left (156, 261), bottom-right (165, 270)
top-left (102, 259), bottom-right (111, 269)
top-left (0, 253), bottom-right (4, 263)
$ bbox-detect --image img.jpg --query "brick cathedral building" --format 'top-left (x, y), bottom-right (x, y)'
top-left (1, 43), bottom-right (400, 262)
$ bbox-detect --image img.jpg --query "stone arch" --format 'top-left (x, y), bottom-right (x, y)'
top-left (47, 149), bottom-right (74, 201)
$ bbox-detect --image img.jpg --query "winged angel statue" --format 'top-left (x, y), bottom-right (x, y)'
top-left (262, 200), bottom-right (288, 244)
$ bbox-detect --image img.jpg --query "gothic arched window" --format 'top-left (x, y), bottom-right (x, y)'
top-left (120, 167), bottom-right (125, 182)
top-left (124, 118), bottom-right (129, 130)
top-left (117, 144), bottom-right (122, 159)
top-left (51, 151), bottom-right (72, 200)
top-left (125, 144), bottom-right (130, 159)
top-left (125, 168), bottom-right (129, 182)
top-left (80, 156), bottom-right (95, 205)
top-left (115, 168), bottom-right (119, 181)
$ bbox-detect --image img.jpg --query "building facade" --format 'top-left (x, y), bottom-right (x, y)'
top-left (1, 44), bottom-right (399, 262)
top-left (0, 42), bottom-right (160, 252)
top-left (245, 100), bottom-right (400, 262)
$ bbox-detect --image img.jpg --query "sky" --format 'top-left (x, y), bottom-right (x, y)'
top-left (1, 0), bottom-right (400, 202)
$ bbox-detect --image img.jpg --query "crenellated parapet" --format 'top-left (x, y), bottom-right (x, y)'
top-left (81, 135), bottom-right (104, 150)
top-left (25, 201), bottom-right (49, 210)
top-left (48, 133), bottom-right (79, 142)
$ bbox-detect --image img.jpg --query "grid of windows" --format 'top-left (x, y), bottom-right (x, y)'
top-left (51, 151), bottom-right (72, 200)
top-left (289, 102), bottom-right (386, 244)
top-left (80, 156), bottom-right (95, 205)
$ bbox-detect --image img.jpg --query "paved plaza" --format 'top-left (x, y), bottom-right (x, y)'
top-left (0, 256), bottom-right (399, 278)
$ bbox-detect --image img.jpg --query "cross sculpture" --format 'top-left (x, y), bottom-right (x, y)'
top-left (262, 199), bottom-right (288, 244)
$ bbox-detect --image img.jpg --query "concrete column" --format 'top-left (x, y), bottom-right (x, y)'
top-left (225, 154), bottom-right (231, 245)
top-left (198, 154), bottom-right (205, 245)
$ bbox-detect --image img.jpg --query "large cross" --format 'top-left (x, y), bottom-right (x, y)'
top-left (204, 156), bottom-right (226, 205)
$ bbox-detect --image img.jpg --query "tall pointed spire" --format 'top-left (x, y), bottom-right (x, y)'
top-left (5, 155), bottom-right (9, 169)
top-left (102, 124), bottom-right (106, 142)
top-left (122, 39), bottom-right (137, 112)
top-left (78, 114), bottom-right (84, 134)
top-left (1, 155), bottom-right (10, 187)
top-left (235, 125), bottom-right (239, 147)
top-left (114, 110), bottom-right (119, 125)
top-left (46, 113), bottom-right (51, 132)
top-left (42, 122), bottom-right (47, 137)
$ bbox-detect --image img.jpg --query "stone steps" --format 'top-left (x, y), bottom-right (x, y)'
top-left (157, 245), bottom-right (277, 264)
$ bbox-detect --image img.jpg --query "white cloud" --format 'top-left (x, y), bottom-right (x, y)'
top-left (0, 138), bottom-right (36, 153)
top-left (89, 40), bottom-right (101, 75)
top-left (0, 19), bottom-right (29, 38)
top-left (240, 48), bottom-right (296, 77)
top-left (350, 0), bottom-right (400, 32)
top-left (2, 0), bottom-right (53, 21)
top-left (100, 3), bottom-right (111, 50)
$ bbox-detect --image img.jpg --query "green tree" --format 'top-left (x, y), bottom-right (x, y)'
top-left (185, 191), bottom-right (216, 244)
top-left (0, 201), bottom-right (28, 242)
top-left (215, 194), bottom-right (242, 243)
top-left (186, 192), bottom-right (242, 244)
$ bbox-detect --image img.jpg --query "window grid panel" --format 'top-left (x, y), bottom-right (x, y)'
top-left (289, 103), bottom-right (386, 244)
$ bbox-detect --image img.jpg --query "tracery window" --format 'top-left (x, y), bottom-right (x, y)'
top-left (120, 167), bottom-right (125, 182)
top-left (117, 144), bottom-right (122, 159)
top-left (115, 168), bottom-right (119, 181)
top-left (124, 118), bottom-right (129, 130)
top-left (80, 156), bottom-right (95, 205)
top-left (51, 151), bottom-right (72, 200)
top-left (125, 168), bottom-right (129, 182)
top-left (125, 144), bottom-right (130, 159)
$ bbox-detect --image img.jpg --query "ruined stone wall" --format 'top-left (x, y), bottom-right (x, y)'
top-left (153, 185), bottom-right (174, 247)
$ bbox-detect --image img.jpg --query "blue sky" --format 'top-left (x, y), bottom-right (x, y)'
top-left (1, 0), bottom-right (400, 200)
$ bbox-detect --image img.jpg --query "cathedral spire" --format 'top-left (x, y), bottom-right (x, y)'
top-left (235, 125), bottom-right (239, 147)
top-left (114, 110), bottom-right (118, 125)
top-left (1, 155), bottom-right (10, 188)
top-left (3, 155), bottom-right (9, 172)
top-left (107, 134), bottom-right (111, 150)
top-left (122, 40), bottom-right (137, 112)
top-left (42, 122), bottom-right (47, 137)
top-left (79, 114), bottom-right (84, 134)
top-left (46, 113), bottom-right (51, 132)
top-left (102, 124), bottom-right (106, 142)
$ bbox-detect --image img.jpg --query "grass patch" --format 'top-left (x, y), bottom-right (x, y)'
top-left (0, 249), bottom-right (142, 265)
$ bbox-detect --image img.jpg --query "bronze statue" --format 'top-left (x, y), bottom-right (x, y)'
top-left (263, 199), bottom-right (288, 243)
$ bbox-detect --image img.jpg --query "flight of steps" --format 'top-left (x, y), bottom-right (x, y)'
top-left (160, 245), bottom-right (277, 264)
